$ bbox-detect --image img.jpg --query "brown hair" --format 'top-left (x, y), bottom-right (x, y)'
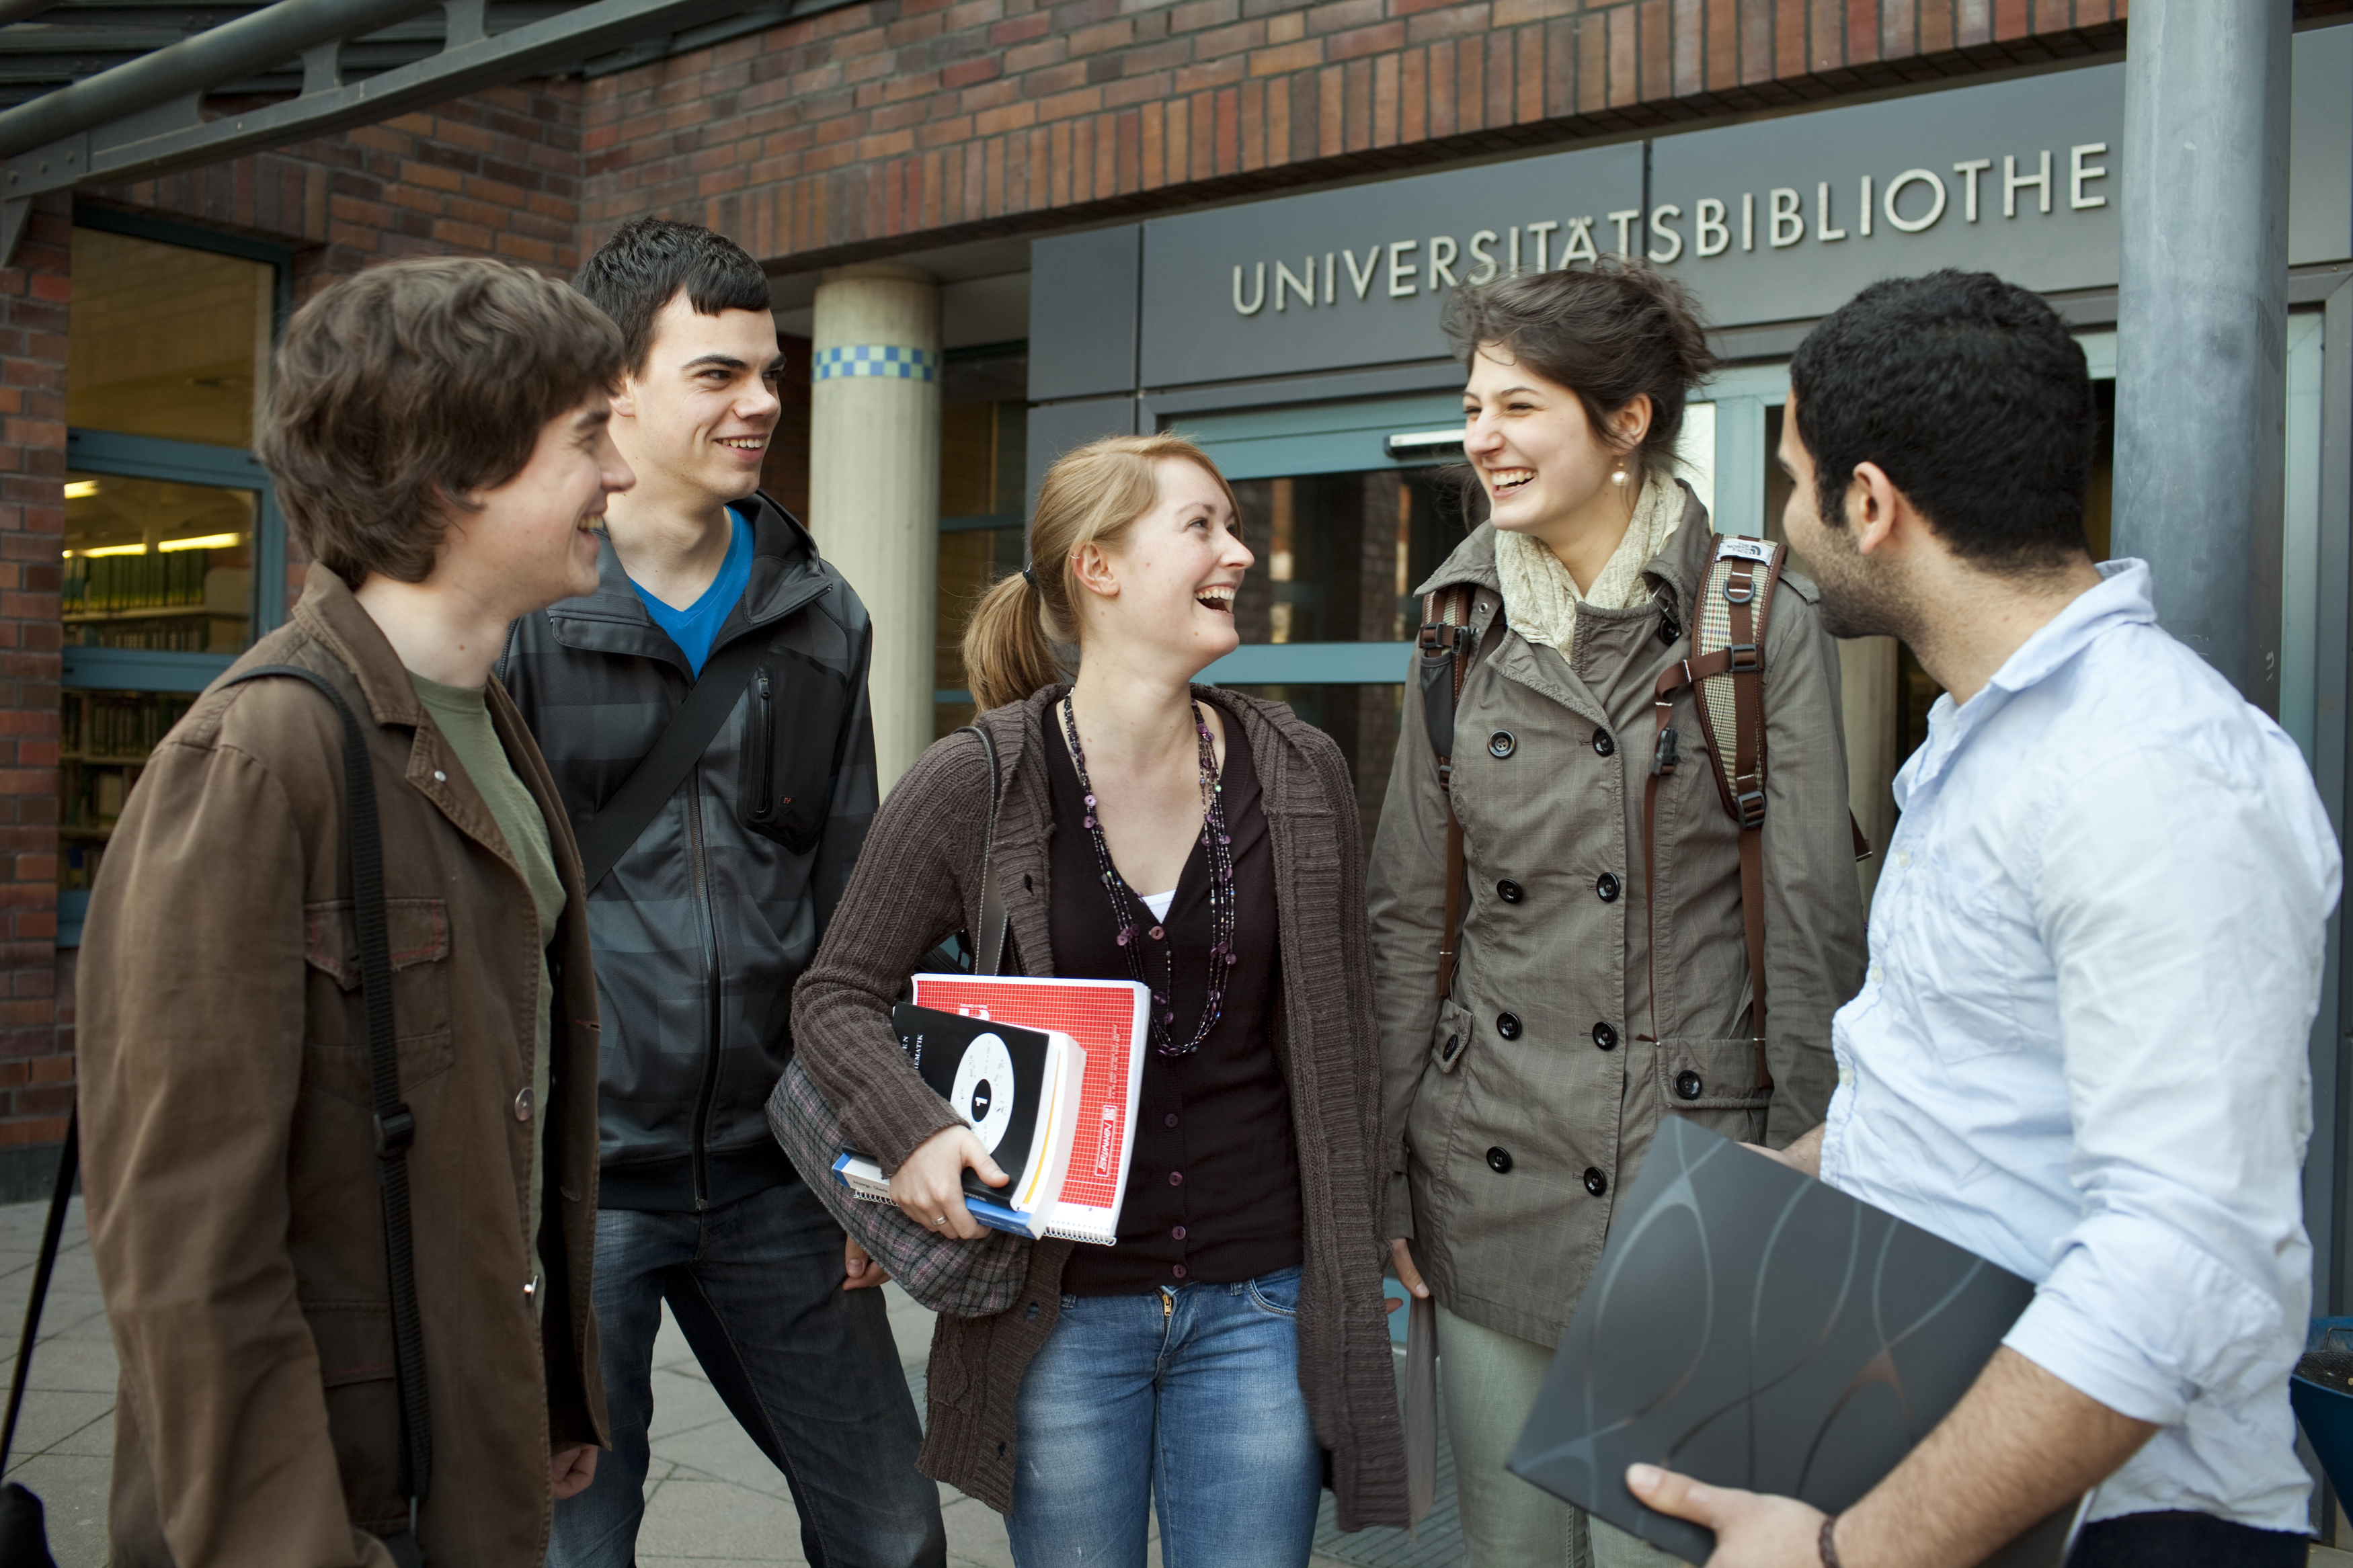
top-left (257, 257), bottom-right (626, 589)
top-left (961, 434), bottom-right (1240, 711)
top-left (1440, 257), bottom-right (1718, 486)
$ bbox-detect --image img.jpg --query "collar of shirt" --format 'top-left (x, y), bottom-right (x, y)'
top-left (1894, 558), bottom-right (2154, 814)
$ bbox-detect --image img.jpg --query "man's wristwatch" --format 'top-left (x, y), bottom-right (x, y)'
top-left (1819, 1513), bottom-right (1845, 1568)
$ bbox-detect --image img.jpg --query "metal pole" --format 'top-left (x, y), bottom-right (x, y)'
top-left (0, 0), bottom-right (441, 158)
top-left (2111, 0), bottom-right (2292, 707)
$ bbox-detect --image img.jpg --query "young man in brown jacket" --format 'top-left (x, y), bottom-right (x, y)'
top-left (77, 257), bottom-right (635, 1567)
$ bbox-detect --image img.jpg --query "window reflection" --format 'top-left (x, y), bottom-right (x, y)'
top-left (1227, 469), bottom-right (1472, 645)
top-left (64, 473), bottom-right (254, 653)
top-left (68, 227), bottom-right (272, 449)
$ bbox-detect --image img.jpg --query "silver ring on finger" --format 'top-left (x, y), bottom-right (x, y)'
top-left (931, 1214), bottom-right (947, 1227)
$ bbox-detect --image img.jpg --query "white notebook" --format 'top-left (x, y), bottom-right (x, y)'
top-left (908, 972), bottom-right (1151, 1245)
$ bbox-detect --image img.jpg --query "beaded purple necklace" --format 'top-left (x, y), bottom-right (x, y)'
top-left (1060, 694), bottom-right (1238, 1058)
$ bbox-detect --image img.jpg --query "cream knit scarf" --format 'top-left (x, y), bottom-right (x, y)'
top-left (1494, 474), bottom-right (1683, 656)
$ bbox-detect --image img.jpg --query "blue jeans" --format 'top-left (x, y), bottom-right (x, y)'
top-left (1007, 1265), bottom-right (1324, 1568)
top-left (547, 1178), bottom-right (945, 1568)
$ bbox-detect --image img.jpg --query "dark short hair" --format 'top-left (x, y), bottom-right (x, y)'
top-left (574, 217), bottom-right (771, 374)
top-left (257, 257), bottom-right (624, 589)
top-left (1440, 258), bottom-right (1718, 486)
top-left (1788, 270), bottom-right (2094, 571)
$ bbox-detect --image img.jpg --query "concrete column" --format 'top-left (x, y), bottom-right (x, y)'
top-left (2112, 0), bottom-right (2292, 705)
top-left (809, 263), bottom-right (941, 792)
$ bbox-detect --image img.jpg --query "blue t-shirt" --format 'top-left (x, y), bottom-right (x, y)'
top-left (629, 508), bottom-right (754, 675)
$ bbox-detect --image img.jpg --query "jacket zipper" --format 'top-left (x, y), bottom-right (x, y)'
top-left (748, 668), bottom-right (776, 825)
top-left (686, 760), bottom-right (723, 1209)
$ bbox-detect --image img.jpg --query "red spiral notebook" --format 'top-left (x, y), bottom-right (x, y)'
top-left (908, 972), bottom-right (1151, 1244)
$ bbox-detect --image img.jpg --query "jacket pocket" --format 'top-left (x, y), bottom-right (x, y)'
top-left (738, 651), bottom-right (851, 856)
top-left (301, 898), bottom-right (456, 1104)
top-left (301, 1303), bottom-right (406, 1533)
top-left (1427, 998), bottom-right (1474, 1075)
top-left (1654, 1036), bottom-right (1772, 1142)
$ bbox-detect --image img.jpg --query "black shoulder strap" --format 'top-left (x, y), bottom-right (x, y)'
top-left (0, 1106), bottom-right (77, 1477)
top-left (574, 634), bottom-right (771, 892)
top-left (967, 724), bottom-right (1008, 977)
top-left (216, 665), bottom-right (429, 1561)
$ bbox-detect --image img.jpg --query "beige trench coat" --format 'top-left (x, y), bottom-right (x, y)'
top-left (1368, 491), bottom-right (1867, 1346)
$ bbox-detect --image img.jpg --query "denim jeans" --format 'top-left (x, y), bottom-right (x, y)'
top-left (1006, 1264), bottom-right (1324, 1568)
top-left (547, 1178), bottom-right (945, 1568)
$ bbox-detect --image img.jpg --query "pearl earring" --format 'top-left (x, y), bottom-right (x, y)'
top-left (1611, 465), bottom-right (1628, 485)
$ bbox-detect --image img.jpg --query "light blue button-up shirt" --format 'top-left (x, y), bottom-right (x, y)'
top-left (1819, 559), bottom-right (2342, 1532)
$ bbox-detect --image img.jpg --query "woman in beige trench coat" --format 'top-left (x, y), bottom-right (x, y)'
top-left (1367, 261), bottom-right (1868, 1567)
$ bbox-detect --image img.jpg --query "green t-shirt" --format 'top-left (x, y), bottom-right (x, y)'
top-left (410, 673), bottom-right (565, 1315)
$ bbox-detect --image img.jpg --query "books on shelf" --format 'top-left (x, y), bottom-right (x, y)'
top-left (832, 974), bottom-right (1151, 1245)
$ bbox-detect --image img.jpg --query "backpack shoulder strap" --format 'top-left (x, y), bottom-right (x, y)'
top-left (214, 664), bottom-right (430, 1561)
top-left (1417, 585), bottom-right (1478, 999)
top-left (1642, 536), bottom-right (1781, 1096)
top-left (573, 633), bottom-right (772, 893)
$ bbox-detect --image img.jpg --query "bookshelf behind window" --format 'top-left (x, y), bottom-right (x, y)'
top-left (60, 690), bottom-right (196, 891)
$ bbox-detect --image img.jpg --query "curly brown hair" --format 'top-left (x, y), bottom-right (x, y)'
top-left (1440, 257), bottom-right (1718, 488)
top-left (257, 257), bottom-right (625, 589)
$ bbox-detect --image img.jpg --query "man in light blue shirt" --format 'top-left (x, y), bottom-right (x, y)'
top-left (1632, 271), bottom-right (2342, 1568)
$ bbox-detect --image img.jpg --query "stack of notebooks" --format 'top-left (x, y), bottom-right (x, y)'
top-left (834, 973), bottom-right (1151, 1241)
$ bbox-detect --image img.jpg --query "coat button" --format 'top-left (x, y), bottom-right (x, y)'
top-left (1441, 1033), bottom-right (1461, 1061)
top-left (1168, 1171), bottom-right (1184, 1186)
top-left (1659, 615), bottom-right (1681, 646)
top-left (1487, 1147), bottom-right (1513, 1173)
top-left (1172, 1264), bottom-right (1188, 1279)
top-left (1596, 872), bottom-right (1621, 903)
top-left (1172, 1225), bottom-right (1187, 1240)
top-left (1488, 730), bottom-right (1516, 759)
top-left (1592, 729), bottom-right (1615, 757)
top-left (1496, 1012), bottom-right (1523, 1040)
top-left (1497, 878), bottom-right (1524, 904)
top-left (514, 1087), bottom-right (533, 1121)
top-left (1592, 1022), bottom-right (1617, 1051)
top-left (1584, 1167), bottom-right (1609, 1196)
top-left (1164, 1113), bottom-right (1179, 1128)
top-left (1676, 1070), bottom-right (1704, 1100)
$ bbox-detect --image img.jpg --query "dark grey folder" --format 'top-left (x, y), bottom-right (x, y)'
top-left (1507, 1117), bottom-right (2075, 1566)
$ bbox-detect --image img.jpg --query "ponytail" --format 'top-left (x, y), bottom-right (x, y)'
top-left (958, 432), bottom-right (1240, 712)
top-left (961, 569), bottom-right (1064, 713)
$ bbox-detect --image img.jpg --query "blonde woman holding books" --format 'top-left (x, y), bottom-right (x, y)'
top-left (793, 434), bottom-right (1406, 1566)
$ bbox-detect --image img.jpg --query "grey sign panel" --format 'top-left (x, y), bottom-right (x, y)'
top-left (1138, 142), bottom-right (1644, 388)
top-left (2289, 23), bottom-right (2352, 270)
top-left (1028, 225), bottom-right (1142, 403)
top-left (1120, 28), bottom-right (2348, 393)
top-left (1646, 67), bottom-right (2126, 328)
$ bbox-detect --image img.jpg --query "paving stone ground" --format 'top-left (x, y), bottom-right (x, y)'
top-left (3, 1193), bottom-right (2345, 1568)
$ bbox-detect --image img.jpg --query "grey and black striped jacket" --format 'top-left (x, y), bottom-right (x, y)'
top-left (498, 493), bottom-right (877, 1212)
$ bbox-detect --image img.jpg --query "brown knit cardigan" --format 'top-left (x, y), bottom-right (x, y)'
top-left (791, 684), bottom-right (1409, 1529)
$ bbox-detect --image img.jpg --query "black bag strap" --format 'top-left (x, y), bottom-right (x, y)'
top-left (217, 665), bottom-right (429, 1557)
top-left (966, 723), bottom-right (1008, 977)
top-left (0, 1106), bottom-right (77, 1475)
top-left (574, 634), bottom-right (772, 892)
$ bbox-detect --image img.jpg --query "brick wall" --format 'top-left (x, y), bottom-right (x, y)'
top-left (92, 80), bottom-right (586, 298)
top-left (0, 194), bottom-right (69, 1181)
top-left (578, 0), bottom-right (2174, 269)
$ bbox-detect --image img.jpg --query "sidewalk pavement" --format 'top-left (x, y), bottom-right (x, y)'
top-left (0, 1195), bottom-right (1373, 1567)
top-left (5, 1194), bottom-right (2347, 1568)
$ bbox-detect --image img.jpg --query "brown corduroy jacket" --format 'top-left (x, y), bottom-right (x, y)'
top-left (79, 565), bottom-right (606, 1568)
top-left (792, 684), bottom-right (1410, 1530)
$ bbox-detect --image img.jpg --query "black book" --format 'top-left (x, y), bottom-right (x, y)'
top-left (827, 1004), bottom-right (1086, 1239)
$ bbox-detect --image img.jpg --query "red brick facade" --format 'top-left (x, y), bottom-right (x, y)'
top-left (0, 194), bottom-right (69, 1158)
top-left (578, 0), bottom-right (2147, 267)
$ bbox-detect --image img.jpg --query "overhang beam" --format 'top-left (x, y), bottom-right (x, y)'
top-left (0, 0), bottom-right (810, 263)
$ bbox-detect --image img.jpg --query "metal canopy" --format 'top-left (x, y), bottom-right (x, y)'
top-left (0, 0), bottom-right (839, 261)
